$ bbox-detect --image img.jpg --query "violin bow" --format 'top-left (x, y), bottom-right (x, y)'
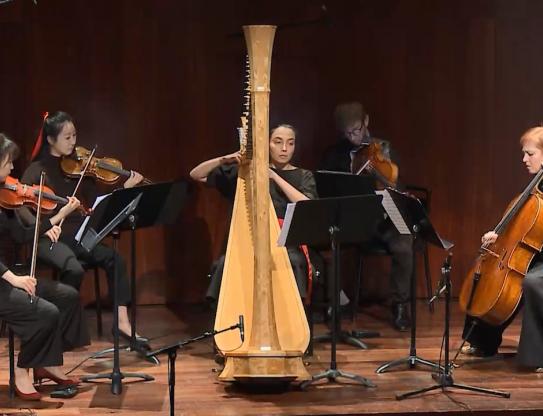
top-left (29, 171), bottom-right (46, 302)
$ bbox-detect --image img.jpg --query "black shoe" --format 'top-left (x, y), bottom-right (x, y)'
top-left (115, 328), bottom-right (151, 350)
top-left (391, 303), bottom-right (411, 332)
top-left (460, 344), bottom-right (496, 357)
top-left (325, 304), bottom-right (351, 321)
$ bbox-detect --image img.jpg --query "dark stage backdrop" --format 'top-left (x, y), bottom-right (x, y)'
top-left (1, 0), bottom-right (543, 305)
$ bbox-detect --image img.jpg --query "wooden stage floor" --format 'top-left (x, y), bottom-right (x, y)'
top-left (0, 301), bottom-right (542, 416)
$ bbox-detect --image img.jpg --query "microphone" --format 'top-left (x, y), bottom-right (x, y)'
top-left (238, 315), bottom-right (245, 342)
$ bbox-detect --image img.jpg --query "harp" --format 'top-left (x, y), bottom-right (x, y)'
top-left (214, 25), bottom-right (310, 382)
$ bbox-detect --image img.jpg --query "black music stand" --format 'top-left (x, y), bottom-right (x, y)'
top-left (376, 188), bottom-right (451, 374)
top-left (315, 170), bottom-right (375, 198)
top-left (277, 195), bottom-right (383, 388)
top-left (80, 180), bottom-right (189, 395)
top-left (314, 170), bottom-right (379, 347)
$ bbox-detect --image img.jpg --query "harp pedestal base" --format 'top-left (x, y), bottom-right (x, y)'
top-left (219, 350), bottom-right (310, 382)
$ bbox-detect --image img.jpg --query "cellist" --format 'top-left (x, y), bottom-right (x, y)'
top-left (462, 126), bottom-right (543, 370)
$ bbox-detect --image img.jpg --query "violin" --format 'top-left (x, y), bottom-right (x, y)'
top-left (60, 146), bottom-right (152, 185)
top-left (351, 141), bottom-right (398, 188)
top-left (0, 176), bottom-right (88, 215)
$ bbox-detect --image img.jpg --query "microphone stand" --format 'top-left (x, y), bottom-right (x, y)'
top-left (146, 318), bottom-right (243, 416)
top-left (396, 253), bottom-right (510, 400)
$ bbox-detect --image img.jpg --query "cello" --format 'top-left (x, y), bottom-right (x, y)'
top-left (459, 168), bottom-right (543, 325)
top-left (213, 25), bottom-right (310, 382)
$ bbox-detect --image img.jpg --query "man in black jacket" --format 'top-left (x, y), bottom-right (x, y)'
top-left (320, 101), bottom-right (413, 331)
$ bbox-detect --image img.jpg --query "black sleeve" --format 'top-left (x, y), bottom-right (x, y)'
top-left (21, 162), bottom-right (41, 186)
top-left (319, 147), bottom-right (339, 171)
top-left (0, 260), bottom-right (8, 276)
top-left (80, 177), bottom-right (98, 208)
top-left (206, 165), bottom-right (238, 201)
top-left (8, 208), bottom-right (53, 244)
top-left (0, 214), bottom-right (10, 275)
top-left (299, 169), bottom-right (318, 199)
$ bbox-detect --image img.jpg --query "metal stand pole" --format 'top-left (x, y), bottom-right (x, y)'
top-left (396, 254), bottom-right (509, 400)
top-left (82, 231), bottom-right (154, 394)
top-left (376, 234), bottom-right (442, 374)
top-left (301, 226), bottom-right (375, 389)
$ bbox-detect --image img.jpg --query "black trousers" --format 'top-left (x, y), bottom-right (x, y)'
top-left (206, 246), bottom-right (319, 304)
top-left (376, 221), bottom-right (414, 305)
top-left (37, 236), bottom-right (131, 306)
top-left (0, 278), bottom-right (90, 368)
top-left (517, 261), bottom-right (543, 367)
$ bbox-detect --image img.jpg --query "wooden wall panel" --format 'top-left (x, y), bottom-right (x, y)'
top-left (1, 0), bottom-right (543, 304)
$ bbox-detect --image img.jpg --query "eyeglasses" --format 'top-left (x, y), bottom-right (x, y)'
top-left (345, 124), bottom-right (364, 137)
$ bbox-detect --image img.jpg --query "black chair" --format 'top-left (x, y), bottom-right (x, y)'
top-left (0, 321), bottom-right (16, 399)
top-left (351, 184), bottom-right (435, 321)
top-left (52, 263), bottom-right (103, 337)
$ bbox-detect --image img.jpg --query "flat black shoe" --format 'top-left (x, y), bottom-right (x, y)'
top-left (460, 344), bottom-right (496, 357)
top-left (50, 386), bottom-right (78, 399)
top-left (391, 303), bottom-right (411, 332)
top-left (114, 329), bottom-right (151, 350)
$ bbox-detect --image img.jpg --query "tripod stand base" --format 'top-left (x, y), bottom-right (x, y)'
top-left (314, 330), bottom-right (369, 349)
top-left (396, 372), bottom-right (510, 400)
top-left (350, 329), bottom-right (380, 339)
top-left (81, 371), bottom-right (155, 395)
top-left (300, 368), bottom-right (375, 390)
top-left (92, 344), bottom-right (160, 365)
top-left (376, 355), bottom-right (443, 374)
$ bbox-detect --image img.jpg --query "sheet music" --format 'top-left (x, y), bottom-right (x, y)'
top-left (277, 202), bottom-right (296, 247)
top-left (376, 190), bottom-right (411, 235)
top-left (75, 193), bottom-right (111, 242)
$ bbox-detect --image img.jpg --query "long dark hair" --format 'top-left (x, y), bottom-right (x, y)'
top-left (31, 111), bottom-right (74, 161)
top-left (0, 133), bottom-right (20, 165)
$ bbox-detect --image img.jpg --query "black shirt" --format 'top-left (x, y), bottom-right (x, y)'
top-left (206, 164), bottom-right (317, 219)
top-left (0, 208), bottom-right (53, 275)
top-left (21, 153), bottom-right (97, 238)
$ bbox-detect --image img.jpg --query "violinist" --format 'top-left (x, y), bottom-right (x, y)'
top-left (462, 127), bottom-right (543, 370)
top-left (0, 133), bottom-right (89, 400)
top-left (190, 124), bottom-right (320, 306)
top-left (20, 111), bottom-right (148, 349)
top-left (320, 101), bottom-right (413, 331)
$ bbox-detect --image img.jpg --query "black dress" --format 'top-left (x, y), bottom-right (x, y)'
top-left (204, 164), bottom-right (319, 302)
top-left (21, 153), bottom-right (131, 306)
top-left (0, 209), bottom-right (89, 368)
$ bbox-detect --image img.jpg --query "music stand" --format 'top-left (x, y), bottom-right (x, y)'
top-left (278, 195), bottom-right (383, 388)
top-left (314, 170), bottom-right (380, 347)
top-left (80, 180), bottom-right (189, 395)
top-left (376, 188), bottom-right (452, 374)
top-left (315, 170), bottom-right (375, 198)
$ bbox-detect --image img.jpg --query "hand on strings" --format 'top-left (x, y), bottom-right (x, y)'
top-left (219, 152), bottom-right (242, 165)
top-left (45, 225), bottom-right (62, 243)
top-left (124, 170), bottom-right (144, 188)
top-left (481, 231), bottom-right (498, 247)
top-left (59, 196), bottom-right (81, 218)
top-left (11, 275), bottom-right (37, 296)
